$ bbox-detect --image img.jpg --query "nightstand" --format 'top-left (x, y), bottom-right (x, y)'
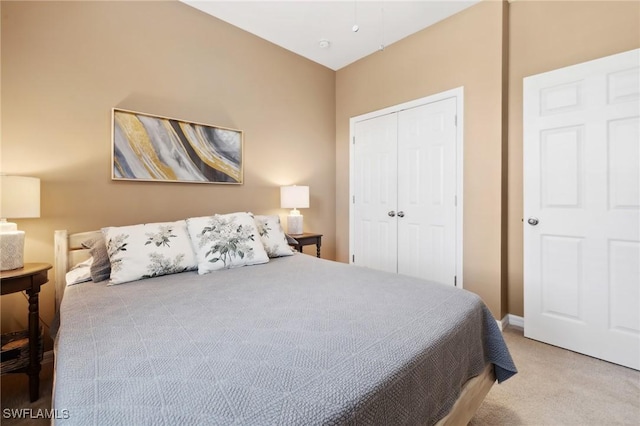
top-left (0, 262), bottom-right (52, 402)
top-left (289, 233), bottom-right (322, 258)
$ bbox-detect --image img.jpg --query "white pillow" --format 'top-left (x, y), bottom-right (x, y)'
top-left (102, 220), bottom-right (197, 285)
top-left (65, 257), bottom-right (93, 286)
top-left (186, 212), bottom-right (269, 274)
top-left (254, 215), bottom-right (294, 258)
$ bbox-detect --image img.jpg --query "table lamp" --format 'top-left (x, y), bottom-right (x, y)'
top-left (280, 185), bottom-right (309, 235)
top-left (0, 176), bottom-right (41, 271)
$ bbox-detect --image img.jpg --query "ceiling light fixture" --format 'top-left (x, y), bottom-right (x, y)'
top-left (352, 0), bottom-right (359, 32)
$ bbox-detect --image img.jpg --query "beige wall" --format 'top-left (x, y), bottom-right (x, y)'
top-left (336, 0), bottom-right (508, 317)
top-left (1, 1), bottom-right (336, 340)
top-left (507, 0), bottom-right (640, 316)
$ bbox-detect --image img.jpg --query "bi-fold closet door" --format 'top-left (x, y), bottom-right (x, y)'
top-left (352, 96), bottom-right (458, 286)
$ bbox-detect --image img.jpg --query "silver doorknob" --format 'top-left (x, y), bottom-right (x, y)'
top-left (397, 211), bottom-right (405, 218)
top-left (527, 217), bottom-right (539, 226)
top-left (388, 211), bottom-right (396, 217)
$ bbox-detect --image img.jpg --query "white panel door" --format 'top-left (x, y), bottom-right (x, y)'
top-left (353, 113), bottom-right (398, 273)
top-left (397, 98), bottom-right (457, 284)
top-left (524, 49), bottom-right (640, 370)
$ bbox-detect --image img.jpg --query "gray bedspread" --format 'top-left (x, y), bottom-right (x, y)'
top-left (54, 254), bottom-right (516, 425)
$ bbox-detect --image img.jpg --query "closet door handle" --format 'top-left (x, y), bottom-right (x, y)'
top-left (388, 211), bottom-right (396, 217)
top-left (397, 211), bottom-right (405, 218)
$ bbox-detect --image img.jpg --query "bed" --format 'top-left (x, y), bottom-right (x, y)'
top-left (52, 221), bottom-right (516, 425)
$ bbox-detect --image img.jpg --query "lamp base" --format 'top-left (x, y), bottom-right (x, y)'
top-left (0, 231), bottom-right (25, 271)
top-left (287, 215), bottom-right (303, 235)
top-left (0, 219), bottom-right (18, 233)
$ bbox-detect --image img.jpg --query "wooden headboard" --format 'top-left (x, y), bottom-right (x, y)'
top-left (53, 229), bottom-right (101, 309)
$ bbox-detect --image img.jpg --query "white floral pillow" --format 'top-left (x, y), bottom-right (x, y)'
top-left (186, 212), bottom-right (269, 274)
top-left (101, 220), bottom-right (197, 285)
top-left (254, 215), bottom-right (294, 258)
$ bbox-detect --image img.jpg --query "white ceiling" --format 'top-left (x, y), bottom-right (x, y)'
top-left (180, 1), bottom-right (480, 70)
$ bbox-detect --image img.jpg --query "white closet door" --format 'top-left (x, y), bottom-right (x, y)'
top-left (353, 113), bottom-right (398, 273)
top-left (397, 98), bottom-right (458, 285)
top-left (524, 49), bottom-right (640, 370)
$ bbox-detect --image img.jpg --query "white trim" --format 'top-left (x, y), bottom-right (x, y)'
top-left (498, 314), bottom-right (524, 330)
top-left (456, 88), bottom-right (464, 289)
top-left (496, 317), bottom-right (507, 331)
top-left (348, 87), bottom-right (464, 287)
top-left (508, 315), bottom-right (525, 329)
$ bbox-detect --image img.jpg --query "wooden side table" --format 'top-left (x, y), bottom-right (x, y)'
top-left (0, 262), bottom-right (52, 402)
top-left (289, 233), bottom-right (323, 258)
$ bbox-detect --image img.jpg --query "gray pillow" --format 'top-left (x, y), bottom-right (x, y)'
top-left (285, 234), bottom-right (299, 245)
top-left (81, 237), bottom-right (111, 282)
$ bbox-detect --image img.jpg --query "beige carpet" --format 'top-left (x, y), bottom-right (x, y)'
top-left (1, 326), bottom-right (639, 425)
top-left (471, 327), bottom-right (640, 425)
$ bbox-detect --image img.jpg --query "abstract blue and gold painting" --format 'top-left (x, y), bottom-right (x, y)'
top-left (112, 109), bottom-right (243, 184)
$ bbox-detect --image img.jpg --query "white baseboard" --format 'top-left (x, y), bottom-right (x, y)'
top-left (496, 317), bottom-right (508, 331)
top-left (499, 314), bottom-right (524, 330)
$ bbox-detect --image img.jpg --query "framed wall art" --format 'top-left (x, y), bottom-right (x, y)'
top-left (111, 108), bottom-right (243, 184)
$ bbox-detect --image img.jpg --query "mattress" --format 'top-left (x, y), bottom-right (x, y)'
top-left (53, 254), bottom-right (516, 425)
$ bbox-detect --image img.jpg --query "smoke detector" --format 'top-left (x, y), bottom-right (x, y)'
top-left (319, 39), bottom-right (331, 49)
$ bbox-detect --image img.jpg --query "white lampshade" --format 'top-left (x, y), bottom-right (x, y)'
top-left (1, 175), bottom-right (41, 219)
top-left (0, 175), bottom-right (41, 270)
top-left (280, 185), bottom-right (309, 209)
top-left (280, 185), bottom-right (309, 235)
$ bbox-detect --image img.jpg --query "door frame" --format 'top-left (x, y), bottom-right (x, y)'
top-left (348, 87), bottom-right (465, 287)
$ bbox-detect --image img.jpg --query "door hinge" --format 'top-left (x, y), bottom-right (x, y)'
top-left (352, 195), bottom-right (355, 203)
top-left (352, 136), bottom-right (355, 144)
top-left (352, 254), bottom-right (355, 262)
top-left (454, 276), bottom-right (457, 287)
top-left (454, 115), bottom-right (458, 126)
top-left (454, 195), bottom-right (457, 206)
